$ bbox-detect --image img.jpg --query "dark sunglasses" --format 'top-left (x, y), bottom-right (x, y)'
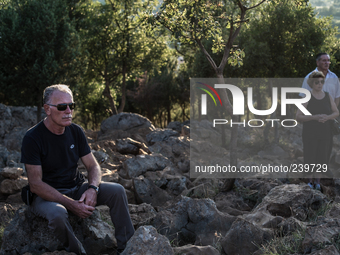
top-left (46, 103), bottom-right (75, 111)
top-left (314, 80), bottom-right (325, 85)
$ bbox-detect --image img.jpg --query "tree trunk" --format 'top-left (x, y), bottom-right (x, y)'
top-left (103, 80), bottom-right (118, 115)
top-left (118, 63), bottom-right (126, 113)
top-left (216, 74), bottom-right (236, 191)
top-left (167, 103), bottom-right (171, 126)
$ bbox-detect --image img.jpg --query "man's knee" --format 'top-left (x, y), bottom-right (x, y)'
top-left (114, 183), bottom-right (126, 196)
top-left (98, 182), bottom-right (128, 207)
top-left (101, 182), bottom-right (126, 196)
top-left (48, 206), bottom-right (69, 229)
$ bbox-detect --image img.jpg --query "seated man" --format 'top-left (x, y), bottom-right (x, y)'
top-left (21, 84), bottom-right (134, 255)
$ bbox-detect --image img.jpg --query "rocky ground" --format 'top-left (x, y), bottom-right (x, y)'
top-left (1, 104), bottom-right (340, 255)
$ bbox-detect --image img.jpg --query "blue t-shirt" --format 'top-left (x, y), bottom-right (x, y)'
top-left (21, 120), bottom-right (91, 189)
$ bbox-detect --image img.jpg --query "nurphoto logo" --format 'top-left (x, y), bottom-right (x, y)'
top-left (189, 78), bottom-right (328, 179)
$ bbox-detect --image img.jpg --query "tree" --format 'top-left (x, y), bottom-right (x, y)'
top-left (0, 0), bottom-right (82, 122)
top-left (81, 0), bottom-right (171, 115)
top-left (129, 57), bottom-right (183, 126)
top-left (233, 0), bottom-right (338, 78)
top-left (153, 0), bottom-right (266, 190)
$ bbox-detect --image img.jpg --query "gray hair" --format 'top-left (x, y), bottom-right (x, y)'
top-left (43, 84), bottom-right (73, 104)
top-left (316, 53), bottom-right (330, 61)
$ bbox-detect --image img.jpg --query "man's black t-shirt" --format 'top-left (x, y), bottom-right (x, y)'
top-left (21, 120), bottom-right (91, 189)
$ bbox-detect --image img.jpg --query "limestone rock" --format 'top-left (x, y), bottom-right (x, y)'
top-left (167, 121), bottom-right (183, 133)
top-left (252, 184), bottom-right (327, 222)
top-left (221, 218), bottom-right (273, 255)
top-left (0, 167), bottom-right (23, 179)
top-left (116, 138), bottom-right (141, 155)
top-left (166, 176), bottom-right (187, 196)
top-left (6, 151), bottom-right (23, 168)
top-left (0, 104), bottom-right (12, 139)
top-left (173, 244), bottom-right (220, 255)
top-left (151, 196), bottom-right (235, 246)
top-left (148, 136), bottom-right (190, 163)
top-left (121, 225), bottom-right (174, 255)
top-left (98, 113), bottom-right (155, 141)
top-left (0, 177), bottom-right (28, 195)
top-left (124, 154), bottom-right (170, 178)
top-left (0, 207), bottom-right (116, 255)
top-left (9, 106), bottom-right (44, 129)
top-left (128, 203), bottom-right (157, 229)
top-left (3, 127), bottom-right (27, 152)
top-left (310, 245), bottom-right (340, 255)
top-left (146, 128), bottom-right (179, 145)
top-left (0, 145), bottom-right (10, 168)
top-left (133, 176), bottom-right (172, 207)
top-left (302, 218), bottom-right (340, 253)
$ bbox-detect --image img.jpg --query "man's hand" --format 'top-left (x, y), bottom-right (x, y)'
top-left (71, 200), bottom-right (95, 219)
top-left (79, 188), bottom-right (97, 207)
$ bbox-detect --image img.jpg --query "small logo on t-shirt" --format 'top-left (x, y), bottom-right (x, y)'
top-left (70, 144), bottom-right (75, 149)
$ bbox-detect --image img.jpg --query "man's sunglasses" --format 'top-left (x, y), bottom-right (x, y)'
top-left (46, 103), bottom-right (75, 111)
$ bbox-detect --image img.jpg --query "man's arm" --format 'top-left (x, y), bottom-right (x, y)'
top-left (26, 164), bottom-right (95, 218)
top-left (299, 76), bottom-right (311, 98)
top-left (78, 152), bottom-right (102, 207)
top-left (335, 97), bottom-right (340, 107)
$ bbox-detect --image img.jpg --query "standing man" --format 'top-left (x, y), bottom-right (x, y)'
top-left (300, 53), bottom-right (340, 106)
top-left (21, 84), bottom-right (134, 255)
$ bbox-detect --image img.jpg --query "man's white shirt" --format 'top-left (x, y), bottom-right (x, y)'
top-left (300, 68), bottom-right (340, 100)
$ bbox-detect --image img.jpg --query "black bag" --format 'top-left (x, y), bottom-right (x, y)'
top-left (21, 184), bottom-right (35, 205)
top-left (332, 119), bottom-right (340, 135)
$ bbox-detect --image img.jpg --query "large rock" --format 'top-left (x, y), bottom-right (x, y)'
top-left (310, 245), bottom-right (340, 255)
top-left (250, 184), bottom-right (328, 222)
top-left (5, 151), bottom-right (22, 168)
top-left (98, 113), bottom-right (155, 141)
top-left (0, 177), bottom-right (28, 195)
top-left (0, 104), bottom-right (12, 139)
top-left (128, 203), bottom-right (157, 229)
top-left (116, 138), bottom-right (145, 155)
top-left (166, 176), bottom-right (187, 196)
top-left (0, 167), bottom-right (23, 179)
top-left (221, 218), bottom-right (272, 255)
top-left (124, 154), bottom-right (170, 178)
top-left (146, 129), bottom-right (179, 145)
top-left (133, 176), bottom-right (172, 207)
top-left (97, 203), bottom-right (158, 231)
top-left (148, 136), bottom-right (190, 166)
top-left (9, 106), bottom-right (44, 129)
top-left (121, 226), bottom-right (174, 255)
top-left (3, 127), bottom-right (27, 152)
top-left (167, 121), bottom-right (183, 133)
top-left (151, 196), bottom-right (236, 246)
top-left (0, 145), bottom-right (10, 168)
top-left (0, 207), bottom-right (116, 255)
top-left (302, 218), bottom-right (340, 253)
